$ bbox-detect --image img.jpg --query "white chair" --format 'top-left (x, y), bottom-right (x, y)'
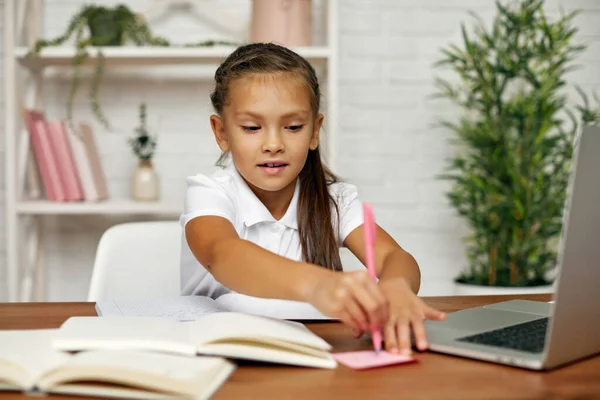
top-left (87, 221), bottom-right (182, 302)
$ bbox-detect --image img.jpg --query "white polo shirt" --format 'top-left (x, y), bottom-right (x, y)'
top-left (179, 162), bottom-right (364, 298)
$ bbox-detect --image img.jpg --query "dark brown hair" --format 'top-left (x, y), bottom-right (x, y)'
top-left (210, 43), bottom-right (342, 271)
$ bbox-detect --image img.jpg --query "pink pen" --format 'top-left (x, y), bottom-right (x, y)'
top-left (363, 202), bottom-right (382, 354)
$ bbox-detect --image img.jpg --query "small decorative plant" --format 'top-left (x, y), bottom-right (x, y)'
top-left (575, 87), bottom-right (600, 125)
top-left (128, 103), bottom-right (156, 163)
top-left (433, 0), bottom-right (591, 287)
top-left (28, 4), bottom-right (239, 130)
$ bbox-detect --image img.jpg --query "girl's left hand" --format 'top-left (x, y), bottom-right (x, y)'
top-left (354, 277), bottom-right (447, 355)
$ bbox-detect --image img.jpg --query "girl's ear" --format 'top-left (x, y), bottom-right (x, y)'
top-left (310, 113), bottom-right (324, 150)
top-left (210, 114), bottom-right (229, 152)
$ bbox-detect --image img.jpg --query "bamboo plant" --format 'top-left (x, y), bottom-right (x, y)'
top-left (433, 0), bottom-right (591, 287)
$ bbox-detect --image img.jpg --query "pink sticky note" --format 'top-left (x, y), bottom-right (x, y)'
top-left (333, 351), bottom-right (416, 370)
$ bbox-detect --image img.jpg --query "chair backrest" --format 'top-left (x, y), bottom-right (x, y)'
top-left (87, 221), bottom-right (182, 302)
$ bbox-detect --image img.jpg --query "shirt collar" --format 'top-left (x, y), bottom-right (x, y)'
top-left (227, 163), bottom-right (299, 230)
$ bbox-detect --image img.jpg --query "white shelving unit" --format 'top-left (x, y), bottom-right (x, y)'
top-left (3, 0), bottom-right (339, 302)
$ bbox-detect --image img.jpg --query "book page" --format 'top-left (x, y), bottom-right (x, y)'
top-left (95, 296), bottom-right (227, 321)
top-left (0, 329), bottom-right (70, 389)
top-left (215, 293), bottom-right (332, 320)
top-left (54, 316), bottom-right (195, 356)
top-left (190, 312), bottom-right (332, 352)
top-left (38, 350), bottom-right (235, 400)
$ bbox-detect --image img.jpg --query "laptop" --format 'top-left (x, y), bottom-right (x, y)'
top-left (424, 125), bottom-right (600, 370)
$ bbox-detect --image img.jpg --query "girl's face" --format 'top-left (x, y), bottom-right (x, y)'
top-left (211, 72), bottom-right (322, 199)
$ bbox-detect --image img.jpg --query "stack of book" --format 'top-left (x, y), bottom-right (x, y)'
top-left (0, 311), bottom-right (337, 399)
top-left (21, 108), bottom-right (109, 202)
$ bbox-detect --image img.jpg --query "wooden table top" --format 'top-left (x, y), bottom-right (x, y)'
top-left (1, 293), bottom-right (599, 399)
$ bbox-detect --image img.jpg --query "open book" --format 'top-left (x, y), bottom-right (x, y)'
top-left (95, 293), bottom-right (332, 321)
top-left (54, 312), bottom-right (337, 369)
top-left (0, 329), bottom-right (235, 400)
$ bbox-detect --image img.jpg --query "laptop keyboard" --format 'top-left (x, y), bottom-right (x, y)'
top-left (456, 317), bottom-right (549, 354)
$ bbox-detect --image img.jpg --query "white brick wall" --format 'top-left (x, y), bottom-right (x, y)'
top-left (1, 0), bottom-right (599, 301)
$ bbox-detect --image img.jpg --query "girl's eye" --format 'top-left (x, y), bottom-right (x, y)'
top-left (242, 126), bottom-right (260, 132)
top-left (287, 125), bottom-right (304, 132)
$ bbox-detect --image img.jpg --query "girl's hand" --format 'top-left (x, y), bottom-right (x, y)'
top-left (307, 270), bottom-right (389, 333)
top-left (376, 277), bottom-right (446, 355)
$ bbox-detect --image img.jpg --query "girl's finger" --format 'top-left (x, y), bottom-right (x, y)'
top-left (353, 328), bottom-right (364, 339)
top-left (362, 279), bottom-right (389, 326)
top-left (352, 283), bottom-right (387, 330)
top-left (424, 306), bottom-right (447, 321)
top-left (397, 317), bottom-right (412, 356)
top-left (338, 310), bottom-right (362, 333)
top-left (384, 322), bottom-right (398, 353)
top-left (411, 317), bottom-right (429, 351)
top-left (345, 298), bottom-right (370, 332)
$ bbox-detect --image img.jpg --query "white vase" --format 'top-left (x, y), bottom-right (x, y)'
top-left (131, 160), bottom-right (159, 201)
top-left (250, 0), bottom-right (313, 46)
top-left (453, 282), bottom-right (555, 296)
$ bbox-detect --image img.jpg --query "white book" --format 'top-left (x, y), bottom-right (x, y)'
top-left (0, 329), bottom-right (235, 400)
top-left (95, 293), bottom-right (333, 322)
top-left (53, 312), bottom-right (337, 369)
top-left (64, 122), bottom-right (99, 201)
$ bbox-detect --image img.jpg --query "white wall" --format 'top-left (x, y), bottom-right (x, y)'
top-left (1, 0), bottom-right (599, 301)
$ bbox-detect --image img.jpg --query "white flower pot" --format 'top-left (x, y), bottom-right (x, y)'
top-left (453, 282), bottom-right (555, 296)
top-left (131, 160), bottom-right (159, 201)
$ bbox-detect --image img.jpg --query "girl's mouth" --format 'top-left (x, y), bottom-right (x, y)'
top-left (258, 162), bottom-right (288, 176)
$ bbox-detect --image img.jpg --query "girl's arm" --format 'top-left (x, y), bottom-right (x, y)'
top-left (185, 215), bottom-right (389, 330)
top-left (343, 224), bottom-right (421, 292)
top-left (186, 215), bottom-right (327, 301)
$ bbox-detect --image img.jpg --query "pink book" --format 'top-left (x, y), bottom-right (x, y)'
top-left (46, 120), bottom-right (84, 201)
top-left (33, 120), bottom-right (66, 202)
top-left (22, 109), bottom-right (65, 202)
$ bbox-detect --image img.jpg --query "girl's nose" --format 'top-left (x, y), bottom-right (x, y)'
top-left (262, 130), bottom-right (285, 153)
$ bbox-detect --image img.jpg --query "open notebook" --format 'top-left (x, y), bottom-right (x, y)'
top-left (54, 312), bottom-right (337, 369)
top-left (0, 329), bottom-right (234, 400)
top-left (95, 293), bottom-right (331, 321)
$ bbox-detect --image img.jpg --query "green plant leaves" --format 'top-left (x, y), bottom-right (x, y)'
top-left (434, 0), bottom-right (595, 287)
top-left (28, 4), bottom-right (241, 131)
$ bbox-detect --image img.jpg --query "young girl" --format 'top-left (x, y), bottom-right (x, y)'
top-left (180, 43), bottom-right (446, 355)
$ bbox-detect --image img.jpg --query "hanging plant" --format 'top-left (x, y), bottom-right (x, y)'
top-left (27, 4), bottom-right (240, 131)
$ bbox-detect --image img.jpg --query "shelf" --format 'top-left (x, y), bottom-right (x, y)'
top-left (15, 45), bottom-right (331, 68)
top-left (15, 200), bottom-right (182, 215)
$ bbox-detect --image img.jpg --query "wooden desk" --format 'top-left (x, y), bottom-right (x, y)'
top-left (1, 294), bottom-right (599, 399)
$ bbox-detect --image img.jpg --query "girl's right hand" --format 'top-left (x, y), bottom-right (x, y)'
top-left (307, 270), bottom-right (389, 332)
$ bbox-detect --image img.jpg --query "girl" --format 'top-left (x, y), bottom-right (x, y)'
top-left (180, 43), bottom-right (446, 355)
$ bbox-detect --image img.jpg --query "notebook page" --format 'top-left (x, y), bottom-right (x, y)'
top-left (37, 350), bottom-right (235, 399)
top-left (0, 329), bottom-right (70, 389)
top-left (215, 293), bottom-right (332, 320)
top-left (190, 312), bottom-right (332, 351)
top-left (95, 296), bottom-right (227, 321)
top-left (54, 317), bottom-right (195, 356)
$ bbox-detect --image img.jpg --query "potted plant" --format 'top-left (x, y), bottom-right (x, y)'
top-left (27, 5), bottom-right (169, 130)
top-left (129, 103), bottom-right (159, 201)
top-left (27, 4), bottom-right (239, 130)
top-left (433, 0), bottom-right (591, 294)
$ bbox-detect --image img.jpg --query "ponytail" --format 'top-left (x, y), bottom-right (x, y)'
top-left (298, 147), bottom-right (342, 271)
